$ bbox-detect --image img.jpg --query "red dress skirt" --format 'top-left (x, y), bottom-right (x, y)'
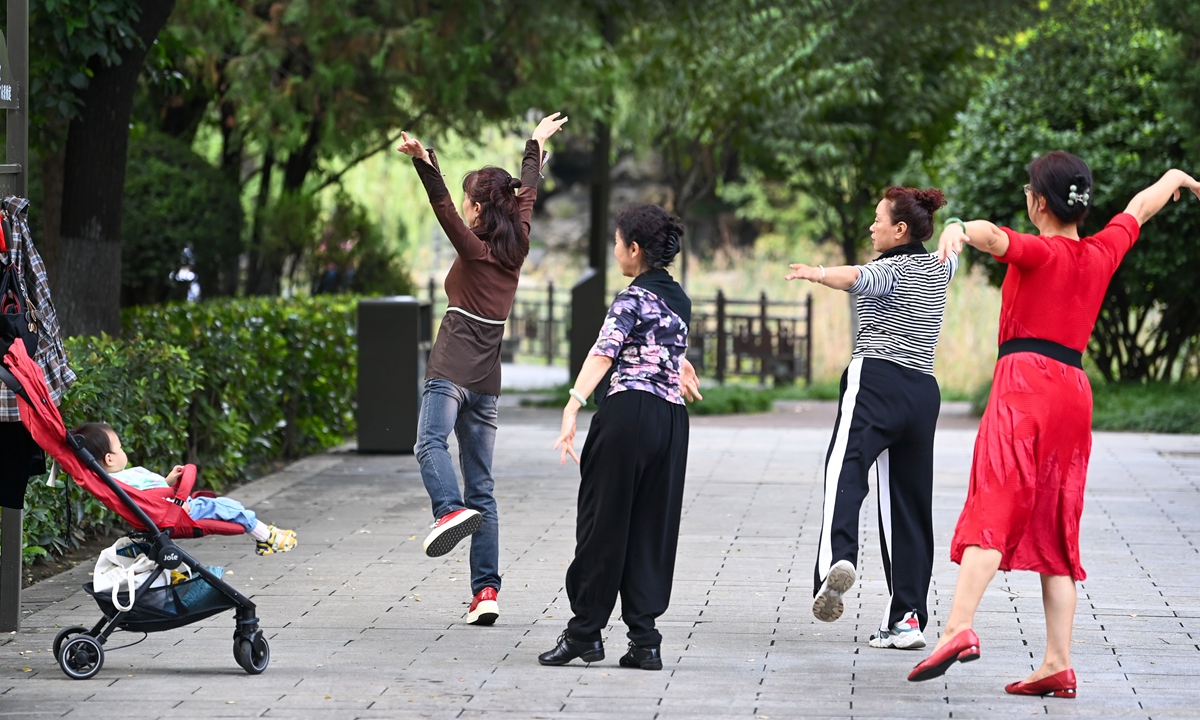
top-left (950, 351), bottom-right (1093, 580)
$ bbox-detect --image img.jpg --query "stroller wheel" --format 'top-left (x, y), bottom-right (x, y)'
top-left (234, 632), bottom-right (269, 674)
top-left (53, 626), bottom-right (89, 658)
top-left (58, 635), bottom-right (104, 680)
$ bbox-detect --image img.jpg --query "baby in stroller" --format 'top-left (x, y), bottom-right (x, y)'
top-left (72, 422), bottom-right (298, 556)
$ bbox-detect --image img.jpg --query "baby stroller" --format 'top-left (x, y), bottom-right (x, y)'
top-left (0, 341), bottom-right (270, 680)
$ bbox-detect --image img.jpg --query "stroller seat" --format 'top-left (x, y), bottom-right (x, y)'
top-left (0, 342), bottom-right (270, 680)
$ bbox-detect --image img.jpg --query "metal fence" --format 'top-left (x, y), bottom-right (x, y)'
top-left (687, 291), bottom-right (813, 386)
top-left (427, 278), bottom-right (812, 385)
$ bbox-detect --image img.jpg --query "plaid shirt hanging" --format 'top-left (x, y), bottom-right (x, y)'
top-left (0, 196), bottom-right (75, 421)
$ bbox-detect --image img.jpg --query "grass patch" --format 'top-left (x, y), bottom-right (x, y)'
top-left (970, 380), bottom-right (1200, 434)
top-left (1091, 382), bottom-right (1200, 434)
top-left (518, 380), bottom-right (839, 414)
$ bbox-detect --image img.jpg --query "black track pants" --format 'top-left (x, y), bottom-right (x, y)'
top-left (565, 390), bottom-right (689, 647)
top-left (813, 357), bottom-right (939, 632)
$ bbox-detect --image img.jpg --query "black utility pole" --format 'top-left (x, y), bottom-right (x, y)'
top-left (0, 0), bottom-right (29, 633)
top-left (569, 8), bottom-right (615, 390)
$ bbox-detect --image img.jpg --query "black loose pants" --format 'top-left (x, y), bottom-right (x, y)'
top-left (566, 390), bottom-right (689, 647)
top-left (813, 357), bottom-right (939, 632)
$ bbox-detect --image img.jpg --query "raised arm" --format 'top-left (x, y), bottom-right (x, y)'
top-left (1123, 169), bottom-right (1200, 226)
top-left (936, 219), bottom-right (1009, 262)
top-left (516, 113), bottom-right (569, 236)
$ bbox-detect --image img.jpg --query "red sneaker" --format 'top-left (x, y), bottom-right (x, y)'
top-left (468, 587), bottom-right (499, 626)
top-left (422, 508), bottom-right (482, 557)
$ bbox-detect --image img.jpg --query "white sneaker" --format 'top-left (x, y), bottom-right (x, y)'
top-left (812, 560), bottom-right (856, 622)
top-left (422, 508), bottom-right (482, 557)
top-left (869, 611), bottom-right (927, 649)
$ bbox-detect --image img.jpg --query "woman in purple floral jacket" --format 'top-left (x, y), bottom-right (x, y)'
top-left (539, 204), bottom-right (701, 671)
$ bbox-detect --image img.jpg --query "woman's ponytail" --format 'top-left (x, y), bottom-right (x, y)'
top-left (463, 166), bottom-right (529, 271)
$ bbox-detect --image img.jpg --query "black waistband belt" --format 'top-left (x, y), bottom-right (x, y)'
top-left (997, 338), bottom-right (1083, 369)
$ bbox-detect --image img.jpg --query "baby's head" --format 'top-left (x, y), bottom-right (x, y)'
top-left (71, 422), bottom-right (128, 473)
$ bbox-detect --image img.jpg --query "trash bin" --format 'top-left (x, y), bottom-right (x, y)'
top-left (356, 297), bottom-right (431, 453)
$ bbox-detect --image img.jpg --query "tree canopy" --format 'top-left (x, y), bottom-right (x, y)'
top-left (941, 0), bottom-right (1200, 382)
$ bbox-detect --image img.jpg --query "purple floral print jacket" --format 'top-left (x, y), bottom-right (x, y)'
top-left (589, 285), bottom-right (689, 405)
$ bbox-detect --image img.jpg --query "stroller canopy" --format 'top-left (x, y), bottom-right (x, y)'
top-left (1, 342), bottom-right (243, 538)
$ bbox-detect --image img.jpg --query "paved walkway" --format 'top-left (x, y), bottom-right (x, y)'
top-left (3, 406), bottom-right (1199, 719)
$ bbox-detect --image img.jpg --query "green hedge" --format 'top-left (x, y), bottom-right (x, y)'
top-left (18, 296), bottom-right (358, 564)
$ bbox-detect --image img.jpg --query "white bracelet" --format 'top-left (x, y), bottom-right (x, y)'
top-left (818, 265), bottom-right (826, 283)
top-left (568, 388), bottom-right (588, 407)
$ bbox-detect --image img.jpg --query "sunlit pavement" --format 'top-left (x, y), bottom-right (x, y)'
top-left (4, 406), bottom-right (1198, 719)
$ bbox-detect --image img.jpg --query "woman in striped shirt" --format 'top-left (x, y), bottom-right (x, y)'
top-left (786, 187), bottom-right (957, 650)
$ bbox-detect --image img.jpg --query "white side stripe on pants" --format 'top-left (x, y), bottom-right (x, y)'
top-left (817, 357), bottom-right (864, 581)
top-left (876, 448), bottom-right (893, 633)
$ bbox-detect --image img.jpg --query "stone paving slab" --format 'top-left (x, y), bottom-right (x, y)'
top-left (2, 407), bottom-right (1199, 718)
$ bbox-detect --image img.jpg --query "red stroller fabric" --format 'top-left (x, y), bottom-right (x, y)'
top-left (2, 342), bottom-right (243, 538)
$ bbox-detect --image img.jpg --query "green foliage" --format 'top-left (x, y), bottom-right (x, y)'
top-left (625, 0), bottom-right (1038, 264)
top-left (687, 385), bottom-right (775, 416)
top-left (521, 380), bottom-right (840, 414)
top-left (1092, 382), bottom-right (1200, 433)
top-left (941, 0), bottom-right (1200, 381)
top-left (14, 0), bottom-right (144, 154)
top-left (970, 379), bottom-right (1200, 434)
top-left (20, 296), bottom-right (360, 562)
top-left (1152, 0), bottom-right (1200, 161)
top-left (311, 193), bottom-right (414, 297)
top-left (124, 296), bottom-right (358, 485)
top-left (122, 132), bottom-right (244, 305)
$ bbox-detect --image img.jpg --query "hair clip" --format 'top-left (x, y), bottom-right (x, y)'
top-left (1067, 184), bottom-right (1090, 207)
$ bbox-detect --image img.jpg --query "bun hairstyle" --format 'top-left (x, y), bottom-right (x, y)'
top-left (615, 204), bottom-right (684, 270)
top-left (462, 166), bottom-right (529, 271)
top-left (883, 186), bottom-right (948, 243)
top-left (1027, 151), bottom-right (1092, 227)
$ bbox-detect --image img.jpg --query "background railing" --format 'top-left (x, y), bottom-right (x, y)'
top-left (687, 291), bottom-right (813, 386)
top-left (427, 278), bottom-right (812, 385)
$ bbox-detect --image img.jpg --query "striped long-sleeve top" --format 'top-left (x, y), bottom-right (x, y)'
top-left (846, 245), bottom-right (958, 375)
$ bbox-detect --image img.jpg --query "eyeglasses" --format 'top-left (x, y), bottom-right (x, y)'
top-left (1022, 183), bottom-right (1032, 196)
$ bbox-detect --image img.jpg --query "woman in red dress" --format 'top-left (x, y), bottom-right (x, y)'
top-left (908, 152), bottom-right (1200, 697)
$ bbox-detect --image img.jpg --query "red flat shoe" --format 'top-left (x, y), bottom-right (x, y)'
top-left (907, 628), bottom-right (980, 682)
top-left (1005, 668), bottom-right (1076, 698)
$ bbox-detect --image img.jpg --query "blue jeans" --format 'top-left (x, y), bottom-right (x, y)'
top-left (414, 377), bottom-right (500, 593)
top-left (186, 496), bottom-right (258, 533)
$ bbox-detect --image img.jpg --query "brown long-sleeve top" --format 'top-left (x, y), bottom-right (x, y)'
top-left (413, 139), bottom-right (541, 395)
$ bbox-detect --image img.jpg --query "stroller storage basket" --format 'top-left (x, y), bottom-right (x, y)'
top-left (84, 573), bottom-right (238, 633)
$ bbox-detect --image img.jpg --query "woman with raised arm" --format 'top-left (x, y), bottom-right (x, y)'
top-left (539, 204), bottom-right (701, 670)
top-left (909, 154), bottom-right (1200, 697)
top-left (787, 187), bottom-right (957, 651)
top-left (397, 112), bottom-right (567, 627)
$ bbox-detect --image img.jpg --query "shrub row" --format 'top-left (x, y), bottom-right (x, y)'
top-left (20, 296), bottom-right (358, 564)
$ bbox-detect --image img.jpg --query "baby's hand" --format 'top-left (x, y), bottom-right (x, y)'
top-left (165, 465), bottom-right (185, 487)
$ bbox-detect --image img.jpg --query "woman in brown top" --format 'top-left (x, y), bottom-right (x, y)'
top-left (397, 112), bottom-right (567, 626)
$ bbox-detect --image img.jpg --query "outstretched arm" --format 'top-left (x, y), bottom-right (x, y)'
top-left (1124, 169), bottom-right (1200, 226)
top-left (785, 263), bottom-right (860, 290)
top-left (936, 220), bottom-right (1008, 262)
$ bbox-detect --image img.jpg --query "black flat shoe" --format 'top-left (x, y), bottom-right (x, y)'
top-left (618, 642), bottom-right (662, 670)
top-left (538, 631), bottom-right (604, 666)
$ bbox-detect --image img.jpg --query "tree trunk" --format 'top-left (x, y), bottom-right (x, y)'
top-left (246, 150), bottom-right (275, 296)
top-left (38, 149), bottom-right (65, 286)
top-left (212, 87), bottom-right (242, 297)
top-left (55, 0), bottom-right (178, 337)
